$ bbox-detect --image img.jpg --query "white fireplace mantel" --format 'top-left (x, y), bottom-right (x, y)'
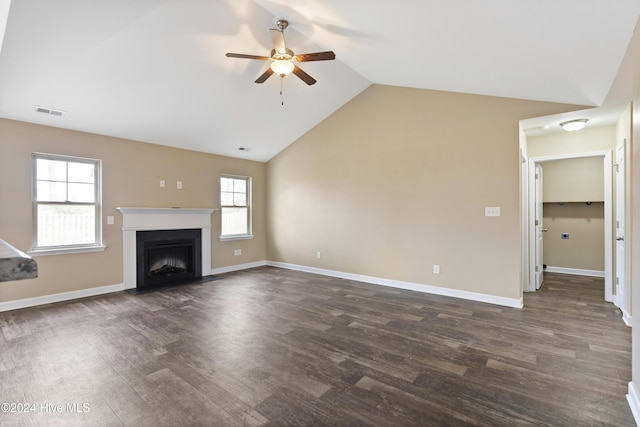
top-left (117, 207), bottom-right (217, 289)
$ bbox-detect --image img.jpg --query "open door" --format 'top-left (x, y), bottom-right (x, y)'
top-left (615, 143), bottom-right (626, 310)
top-left (534, 163), bottom-right (545, 290)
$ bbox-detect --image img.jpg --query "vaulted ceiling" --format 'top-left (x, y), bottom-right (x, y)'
top-left (1, 1), bottom-right (638, 161)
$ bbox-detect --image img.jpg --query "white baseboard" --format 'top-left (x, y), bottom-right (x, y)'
top-left (211, 260), bottom-right (267, 275)
top-left (0, 283), bottom-right (124, 313)
top-left (545, 266), bottom-right (605, 278)
top-left (0, 261), bottom-right (269, 313)
top-left (0, 260), bottom-right (525, 312)
top-left (622, 310), bottom-right (632, 327)
top-left (267, 261), bottom-right (523, 309)
top-left (627, 382), bottom-right (640, 426)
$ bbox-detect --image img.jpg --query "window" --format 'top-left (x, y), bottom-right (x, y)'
top-left (32, 153), bottom-right (103, 254)
top-left (220, 175), bottom-right (252, 240)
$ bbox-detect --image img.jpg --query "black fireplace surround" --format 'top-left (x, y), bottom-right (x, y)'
top-left (136, 229), bottom-right (202, 289)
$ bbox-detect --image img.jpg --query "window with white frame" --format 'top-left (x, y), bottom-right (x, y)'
top-left (32, 153), bottom-right (102, 252)
top-left (220, 175), bottom-right (252, 239)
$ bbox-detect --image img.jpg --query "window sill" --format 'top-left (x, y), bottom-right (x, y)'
top-left (28, 245), bottom-right (107, 257)
top-left (219, 235), bottom-right (254, 242)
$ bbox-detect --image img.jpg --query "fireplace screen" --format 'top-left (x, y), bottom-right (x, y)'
top-left (148, 243), bottom-right (190, 277)
top-left (136, 229), bottom-right (202, 289)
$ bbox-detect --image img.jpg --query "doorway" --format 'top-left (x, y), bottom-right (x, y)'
top-left (526, 151), bottom-right (613, 300)
top-left (519, 104), bottom-right (630, 313)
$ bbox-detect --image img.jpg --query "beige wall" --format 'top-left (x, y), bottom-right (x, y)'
top-left (630, 17), bottom-right (640, 390)
top-left (604, 14), bottom-right (640, 400)
top-left (541, 157), bottom-right (604, 203)
top-left (527, 125), bottom-right (616, 158)
top-left (543, 202), bottom-right (604, 271)
top-left (0, 119), bottom-right (266, 302)
top-left (266, 84), bottom-right (584, 300)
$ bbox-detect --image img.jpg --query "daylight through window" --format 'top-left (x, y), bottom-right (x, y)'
top-left (33, 153), bottom-right (101, 250)
top-left (220, 175), bottom-right (251, 239)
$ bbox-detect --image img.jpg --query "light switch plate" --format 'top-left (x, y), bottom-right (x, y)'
top-left (485, 207), bottom-right (501, 217)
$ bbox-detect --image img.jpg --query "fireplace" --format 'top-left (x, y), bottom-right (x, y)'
top-left (136, 229), bottom-right (201, 289)
top-left (117, 207), bottom-right (216, 290)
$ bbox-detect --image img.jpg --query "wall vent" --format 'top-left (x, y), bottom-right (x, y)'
top-left (35, 106), bottom-right (65, 117)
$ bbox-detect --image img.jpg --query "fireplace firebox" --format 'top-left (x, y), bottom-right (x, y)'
top-left (136, 229), bottom-right (202, 289)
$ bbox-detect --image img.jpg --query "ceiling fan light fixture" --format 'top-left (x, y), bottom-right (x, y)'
top-left (271, 60), bottom-right (294, 77)
top-left (226, 20), bottom-right (334, 87)
top-left (559, 118), bottom-right (588, 131)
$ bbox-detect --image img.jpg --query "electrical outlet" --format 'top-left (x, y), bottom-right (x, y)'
top-left (177, 181), bottom-right (183, 190)
top-left (433, 264), bottom-right (440, 274)
top-left (234, 249), bottom-right (242, 256)
top-left (159, 179), bottom-right (165, 188)
top-left (316, 251), bottom-right (322, 259)
top-left (106, 216), bottom-right (114, 225)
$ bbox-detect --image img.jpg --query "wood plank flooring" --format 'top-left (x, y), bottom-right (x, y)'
top-left (0, 268), bottom-right (633, 426)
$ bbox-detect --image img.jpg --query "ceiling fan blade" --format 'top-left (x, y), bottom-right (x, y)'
top-left (270, 29), bottom-right (287, 54)
top-left (226, 53), bottom-right (270, 60)
top-left (294, 51), bottom-right (336, 62)
top-left (292, 65), bottom-right (316, 85)
top-left (255, 67), bottom-right (275, 83)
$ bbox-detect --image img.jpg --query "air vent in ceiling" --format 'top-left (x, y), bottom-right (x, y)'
top-left (35, 106), bottom-right (65, 117)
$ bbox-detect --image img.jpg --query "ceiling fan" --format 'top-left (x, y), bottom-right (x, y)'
top-left (225, 19), bottom-right (335, 86)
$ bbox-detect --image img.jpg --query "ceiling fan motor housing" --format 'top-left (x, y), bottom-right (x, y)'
top-left (271, 48), bottom-right (294, 61)
top-left (276, 19), bottom-right (289, 31)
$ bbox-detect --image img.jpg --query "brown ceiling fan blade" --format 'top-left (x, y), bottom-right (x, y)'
top-left (255, 68), bottom-right (275, 83)
top-left (292, 65), bottom-right (316, 85)
top-left (226, 52), bottom-right (270, 60)
top-left (269, 29), bottom-right (286, 54)
top-left (295, 51), bottom-right (336, 62)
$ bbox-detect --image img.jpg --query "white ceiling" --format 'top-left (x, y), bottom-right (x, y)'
top-left (1, 1), bottom-right (639, 162)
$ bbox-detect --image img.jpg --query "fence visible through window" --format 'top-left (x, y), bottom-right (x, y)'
top-left (37, 209), bottom-right (95, 247)
top-left (221, 207), bottom-right (248, 236)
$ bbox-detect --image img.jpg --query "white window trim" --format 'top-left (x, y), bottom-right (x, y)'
top-left (220, 174), bottom-right (252, 240)
top-left (28, 245), bottom-right (107, 257)
top-left (31, 152), bottom-right (104, 255)
top-left (219, 234), bottom-right (254, 242)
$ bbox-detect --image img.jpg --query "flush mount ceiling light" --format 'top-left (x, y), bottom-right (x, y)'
top-left (559, 118), bottom-right (588, 131)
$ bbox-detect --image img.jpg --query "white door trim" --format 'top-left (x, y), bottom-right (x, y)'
top-left (535, 163), bottom-right (544, 290)
top-left (526, 158), bottom-right (536, 292)
top-left (521, 151), bottom-right (530, 293)
top-left (527, 150), bottom-right (613, 302)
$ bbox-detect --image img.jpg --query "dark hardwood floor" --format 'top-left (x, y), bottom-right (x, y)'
top-left (0, 268), bottom-right (633, 426)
